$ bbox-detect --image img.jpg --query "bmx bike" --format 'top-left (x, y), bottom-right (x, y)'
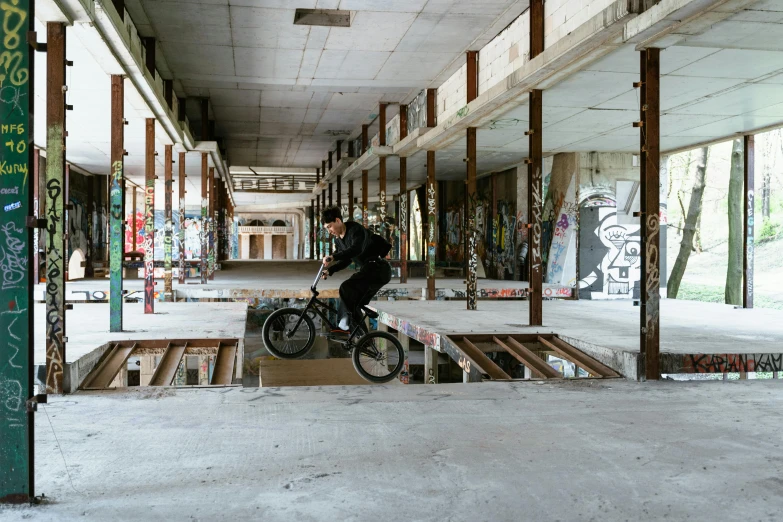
top-left (261, 264), bottom-right (405, 383)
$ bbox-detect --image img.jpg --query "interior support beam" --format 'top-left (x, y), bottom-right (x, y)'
top-left (86, 176), bottom-right (95, 278)
top-left (110, 75), bottom-right (125, 332)
top-left (0, 0), bottom-right (34, 500)
top-left (379, 103), bottom-right (387, 238)
top-left (144, 118), bottom-right (156, 314)
top-left (348, 180), bottom-right (354, 222)
top-left (200, 153), bottom-right (208, 284)
top-left (310, 200), bottom-right (315, 259)
top-left (45, 22), bottom-right (67, 393)
top-left (208, 167), bottom-right (215, 280)
top-left (328, 182), bottom-right (333, 255)
top-left (201, 98), bottom-right (209, 141)
top-left (33, 148), bottom-right (41, 284)
top-left (466, 51), bottom-right (479, 310)
top-left (426, 151), bottom-right (437, 301)
top-left (361, 124), bottom-right (369, 227)
top-left (639, 48), bottom-right (661, 380)
top-left (164, 145), bottom-right (173, 300)
top-left (399, 105), bottom-right (409, 284)
top-left (743, 134), bottom-right (754, 309)
top-left (178, 152), bottom-right (186, 284)
top-left (528, 0), bottom-right (544, 327)
top-left (316, 168), bottom-right (321, 259)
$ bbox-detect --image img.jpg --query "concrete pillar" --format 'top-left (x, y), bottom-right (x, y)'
top-left (140, 356), bottom-right (155, 386)
top-left (424, 345), bottom-right (438, 384)
top-left (199, 356), bottom-right (209, 385)
top-left (240, 234), bottom-right (250, 259)
top-left (743, 134), bottom-right (755, 309)
top-left (264, 234), bottom-right (273, 260)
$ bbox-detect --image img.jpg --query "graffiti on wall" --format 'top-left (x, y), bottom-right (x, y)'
top-left (578, 205), bottom-right (640, 300)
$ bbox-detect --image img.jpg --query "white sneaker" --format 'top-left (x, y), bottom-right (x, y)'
top-left (338, 316), bottom-right (351, 331)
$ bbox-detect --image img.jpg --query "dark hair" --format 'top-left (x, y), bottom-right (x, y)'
top-left (321, 206), bottom-right (342, 225)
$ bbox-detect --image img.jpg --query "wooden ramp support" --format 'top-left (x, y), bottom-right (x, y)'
top-left (82, 342), bottom-right (137, 390)
top-left (538, 336), bottom-right (620, 378)
top-left (210, 341), bottom-right (238, 385)
top-left (148, 342), bottom-right (188, 386)
top-left (459, 338), bottom-right (511, 380)
top-left (494, 336), bottom-right (561, 379)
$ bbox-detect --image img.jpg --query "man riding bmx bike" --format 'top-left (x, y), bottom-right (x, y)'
top-left (320, 206), bottom-right (392, 332)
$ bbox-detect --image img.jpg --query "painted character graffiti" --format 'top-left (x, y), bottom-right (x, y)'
top-left (578, 206), bottom-right (640, 299)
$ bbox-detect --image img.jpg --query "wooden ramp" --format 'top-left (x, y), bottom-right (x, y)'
top-left (442, 334), bottom-right (621, 382)
top-left (257, 359), bottom-right (397, 387)
top-left (80, 338), bottom-right (239, 390)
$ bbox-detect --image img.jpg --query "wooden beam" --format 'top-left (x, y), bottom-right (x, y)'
top-left (743, 134), bottom-right (754, 309)
top-left (494, 336), bottom-right (560, 379)
top-left (540, 336), bottom-right (619, 378)
top-left (461, 338), bottom-right (511, 380)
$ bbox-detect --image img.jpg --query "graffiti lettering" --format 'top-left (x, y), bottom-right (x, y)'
top-left (0, 221), bottom-right (25, 289)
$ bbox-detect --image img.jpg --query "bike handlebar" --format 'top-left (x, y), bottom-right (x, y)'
top-left (311, 263), bottom-right (326, 292)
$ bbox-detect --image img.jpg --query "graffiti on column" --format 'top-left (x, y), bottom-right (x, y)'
top-left (200, 197), bottom-right (207, 283)
top-left (110, 161), bottom-right (123, 330)
top-left (466, 192), bottom-right (478, 310)
top-left (178, 196), bottom-right (185, 283)
top-left (644, 213), bottom-right (660, 339)
top-left (746, 189), bottom-right (754, 301)
top-left (427, 182), bottom-right (436, 277)
top-left (45, 175), bottom-right (65, 392)
top-left (378, 190), bottom-right (386, 236)
top-left (164, 177), bottom-right (172, 300)
top-left (208, 211), bottom-right (215, 278)
top-left (143, 179), bottom-right (154, 313)
top-left (531, 167), bottom-right (542, 275)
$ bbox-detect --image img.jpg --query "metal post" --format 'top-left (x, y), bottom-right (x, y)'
top-left (466, 51), bottom-right (478, 310)
top-left (348, 180), bottom-right (354, 221)
top-left (200, 153), bottom-right (208, 284)
top-left (143, 118), bottom-right (155, 314)
top-left (362, 124), bottom-right (369, 227)
top-left (0, 0), bottom-right (34, 500)
top-left (743, 134), bottom-right (754, 309)
top-left (164, 145), bottom-right (173, 299)
top-left (45, 22), bottom-right (67, 393)
top-left (178, 152), bottom-right (186, 284)
top-left (208, 167), bottom-right (215, 280)
top-left (33, 148), bottom-right (40, 284)
top-left (131, 183), bottom-right (137, 251)
top-left (426, 152), bottom-right (437, 300)
top-left (528, 0), bottom-right (544, 326)
top-left (379, 103), bottom-right (387, 238)
top-left (328, 182), bottom-right (333, 254)
top-left (86, 176), bottom-right (95, 277)
top-left (310, 199), bottom-right (315, 259)
top-left (110, 76), bottom-right (124, 332)
top-left (639, 48), bottom-right (661, 380)
top-left (337, 175), bottom-right (342, 210)
top-left (399, 105), bottom-right (409, 284)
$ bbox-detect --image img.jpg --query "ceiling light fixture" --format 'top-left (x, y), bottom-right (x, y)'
top-left (294, 8), bottom-right (352, 27)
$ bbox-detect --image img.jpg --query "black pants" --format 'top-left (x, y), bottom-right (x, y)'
top-left (339, 260), bottom-right (392, 321)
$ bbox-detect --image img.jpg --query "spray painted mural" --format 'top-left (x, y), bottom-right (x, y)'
top-left (578, 204), bottom-right (641, 299)
top-left (126, 210), bottom-right (203, 260)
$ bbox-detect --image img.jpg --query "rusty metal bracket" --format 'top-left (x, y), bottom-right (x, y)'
top-left (26, 216), bottom-right (46, 229)
top-left (25, 394), bottom-right (47, 413)
top-left (27, 31), bottom-right (47, 52)
top-left (633, 121), bottom-right (644, 127)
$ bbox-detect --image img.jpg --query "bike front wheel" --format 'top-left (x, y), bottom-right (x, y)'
top-left (351, 331), bottom-right (405, 383)
top-left (262, 307), bottom-right (316, 359)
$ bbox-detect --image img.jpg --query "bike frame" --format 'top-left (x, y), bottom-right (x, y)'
top-left (288, 264), bottom-right (367, 345)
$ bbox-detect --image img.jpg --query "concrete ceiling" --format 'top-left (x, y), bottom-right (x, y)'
top-left (125, 0), bottom-right (529, 168)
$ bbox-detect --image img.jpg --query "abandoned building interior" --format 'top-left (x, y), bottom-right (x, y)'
top-left (2, 0), bottom-right (783, 519)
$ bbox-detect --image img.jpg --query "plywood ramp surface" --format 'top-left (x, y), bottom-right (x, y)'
top-left (258, 359), bottom-right (396, 387)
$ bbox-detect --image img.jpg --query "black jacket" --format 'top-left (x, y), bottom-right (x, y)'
top-left (329, 221), bottom-right (386, 274)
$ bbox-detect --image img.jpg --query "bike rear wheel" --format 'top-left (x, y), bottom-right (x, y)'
top-left (351, 331), bottom-right (405, 383)
top-left (262, 307), bottom-right (316, 359)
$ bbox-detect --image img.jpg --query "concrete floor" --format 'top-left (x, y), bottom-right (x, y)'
top-left (34, 302), bottom-right (248, 365)
top-left (2, 380), bottom-right (782, 521)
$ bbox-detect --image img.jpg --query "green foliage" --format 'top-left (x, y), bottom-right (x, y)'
top-left (675, 282), bottom-right (783, 310)
top-left (758, 219), bottom-right (780, 243)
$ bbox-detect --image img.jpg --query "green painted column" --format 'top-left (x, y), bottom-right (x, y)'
top-left (109, 75), bottom-right (124, 332)
top-left (0, 0), bottom-right (34, 502)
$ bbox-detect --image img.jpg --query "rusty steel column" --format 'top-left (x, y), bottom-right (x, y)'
top-left (378, 103), bottom-right (387, 238)
top-left (143, 118), bottom-right (155, 314)
top-left (109, 76), bottom-right (125, 332)
top-left (33, 148), bottom-right (40, 283)
top-left (178, 152), bottom-right (186, 284)
top-left (130, 184), bottom-right (137, 251)
top-left (310, 199), bottom-right (315, 259)
top-left (362, 124), bottom-right (369, 226)
top-left (399, 105), bottom-right (409, 284)
top-left (528, 0), bottom-right (544, 326)
top-left (466, 50), bottom-right (479, 310)
top-left (337, 175), bottom-right (342, 211)
top-left (45, 22), bottom-right (67, 393)
top-left (200, 153), bottom-right (208, 284)
top-left (86, 176), bottom-right (95, 277)
top-left (328, 182), bottom-right (333, 254)
top-left (316, 168), bottom-right (321, 258)
top-left (0, 0), bottom-right (35, 500)
top-left (639, 48), bottom-right (661, 380)
top-left (208, 167), bottom-right (215, 280)
top-left (425, 89), bottom-right (437, 300)
top-left (348, 180), bottom-right (354, 221)
top-left (163, 145), bottom-right (173, 300)
top-left (743, 134), bottom-right (754, 309)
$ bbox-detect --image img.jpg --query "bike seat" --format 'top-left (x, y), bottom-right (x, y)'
top-left (361, 306), bottom-right (379, 319)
